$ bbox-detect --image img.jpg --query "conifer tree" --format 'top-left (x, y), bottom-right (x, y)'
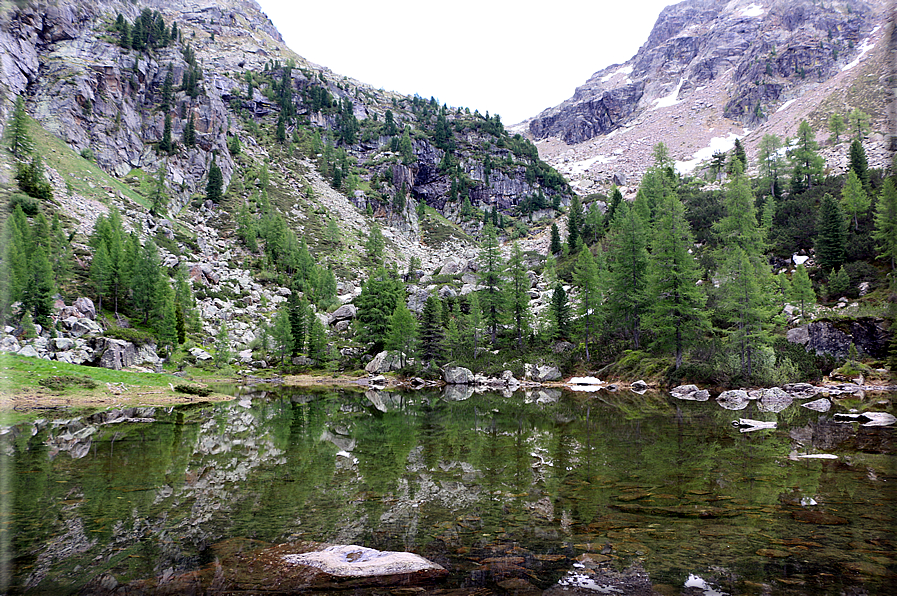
top-left (20, 246), bottom-right (54, 327)
top-left (158, 283), bottom-right (178, 354)
top-left (385, 301), bottom-right (417, 367)
top-left (828, 265), bottom-right (850, 298)
top-left (159, 113), bottom-right (173, 154)
top-left (477, 223), bottom-right (505, 344)
top-left (183, 113), bottom-right (196, 147)
top-left (132, 240), bottom-right (161, 324)
top-left (465, 292), bottom-right (484, 357)
top-left (365, 223), bottom-right (385, 263)
top-left (605, 201), bottom-right (648, 349)
top-left (567, 195), bottom-right (583, 252)
top-left (506, 242), bottom-right (531, 350)
top-left (789, 120), bottom-right (824, 194)
top-left (849, 139), bottom-right (870, 190)
top-left (418, 294), bottom-right (444, 364)
top-left (271, 306), bottom-right (293, 365)
top-left (161, 66), bottom-right (173, 112)
top-left (828, 113), bottom-right (846, 143)
top-left (604, 185), bottom-right (623, 229)
top-left (873, 178), bottom-right (897, 271)
top-left (8, 96), bottom-right (32, 159)
top-left (815, 193), bottom-right (847, 273)
top-left (573, 246), bottom-right (602, 361)
top-left (307, 317), bottom-right (328, 363)
top-left (445, 301), bottom-right (464, 360)
top-left (848, 108), bottom-right (870, 140)
top-left (791, 264), bottom-right (815, 322)
top-left (287, 291), bottom-right (308, 355)
top-left (90, 242), bottom-right (111, 313)
top-left (550, 283), bottom-right (571, 339)
top-left (841, 168), bottom-right (869, 231)
top-left (757, 133), bottom-right (783, 198)
top-left (49, 214), bottom-right (72, 287)
top-left (549, 223), bottom-right (562, 255)
top-left (645, 186), bottom-right (707, 369)
top-left (150, 163), bottom-right (168, 215)
top-left (356, 266), bottom-right (404, 353)
top-left (206, 157), bottom-right (223, 202)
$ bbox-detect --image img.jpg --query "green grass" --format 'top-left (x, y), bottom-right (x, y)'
top-left (0, 353), bottom-right (180, 394)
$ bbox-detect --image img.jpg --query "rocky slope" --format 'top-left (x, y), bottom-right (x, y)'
top-left (517, 0), bottom-right (894, 194)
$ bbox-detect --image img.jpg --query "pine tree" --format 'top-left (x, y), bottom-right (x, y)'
top-left (791, 264), bottom-right (815, 321)
top-left (732, 138), bottom-right (747, 170)
top-left (873, 178), bottom-right (897, 271)
top-left (645, 186), bottom-right (707, 369)
top-left (841, 168), bottom-right (869, 231)
top-left (549, 223), bottom-right (562, 255)
top-left (477, 223), bottom-right (505, 345)
top-left (506, 242), bottom-right (531, 350)
top-left (815, 193), bottom-right (847, 273)
top-left (287, 292), bottom-right (308, 355)
top-left (828, 265), bottom-right (851, 298)
top-left (605, 201), bottom-right (649, 349)
top-left (8, 96), bottom-right (32, 159)
top-left (573, 246), bottom-right (603, 361)
top-left (418, 294), bottom-right (444, 364)
top-left (356, 267), bottom-right (404, 353)
top-left (206, 157), bottom-right (223, 202)
top-left (159, 113), bottom-right (173, 154)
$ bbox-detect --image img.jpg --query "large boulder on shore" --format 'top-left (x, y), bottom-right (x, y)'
top-left (443, 366), bottom-right (474, 384)
top-left (94, 338), bottom-right (137, 370)
top-left (787, 318), bottom-right (891, 360)
top-left (365, 351), bottom-right (405, 374)
top-left (716, 389), bottom-right (749, 410)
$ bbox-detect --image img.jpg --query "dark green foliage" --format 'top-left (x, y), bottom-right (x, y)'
top-left (183, 113), bottom-right (196, 148)
top-left (161, 66), bottom-right (173, 112)
top-left (567, 195), bottom-right (582, 251)
top-left (789, 120), bottom-right (824, 194)
top-left (8, 96), bottom-right (32, 159)
top-left (849, 139), bottom-right (869, 189)
top-left (732, 138), bottom-right (747, 170)
top-left (356, 267), bottom-right (404, 353)
top-left (549, 223), bottom-right (561, 254)
top-left (206, 158), bottom-right (223, 202)
top-left (815, 193), bottom-right (847, 273)
top-left (159, 113), bottom-right (173, 154)
top-left (38, 375), bottom-right (98, 391)
top-left (119, 9), bottom-right (170, 53)
top-left (16, 155), bottom-right (53, 202)
top-left (103, 326), bottom-right (155, 345)
top-left (477, 224), bottom-right (505, 344)
top-left (418, 295), bottom-right (444, 363)
top-left (550, 283), bottom-right (571, 339)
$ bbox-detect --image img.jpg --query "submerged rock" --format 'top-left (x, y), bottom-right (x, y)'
top-left (802, 398), bottom-right (832, 412)
top-left (671, 384), bottom-right (709, 401)
top-left (544, 562), bottom-right (656, 595)
top-left (282, 544), bottom-right (445, 579)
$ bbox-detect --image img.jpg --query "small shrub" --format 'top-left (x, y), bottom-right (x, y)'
top-left (9, 192), bottom-right (39, 216)
top-left (38, 375), bottom-right (98, 391)
top-left (105, 327), bottom-right (155, 345)
top-left (174, 383), bottom-right (212, 397)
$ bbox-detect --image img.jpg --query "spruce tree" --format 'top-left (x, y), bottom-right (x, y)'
top-left (418, 294), bottom-right (444, 364)
top-left (828, 265), bottom-right (851, 298)
top-left (356, 266), bottom-right (404, 353)
top-left (815, 193), bottom-right (847, 273)
top-left (365, 223), bottom-right (385, 263)
top-left (849, 139), bottom-right (870, 190)
top-left (549, 223), bottom-right (562, 255)
top-left (183, 113), bottom-right (196, 148)
top-left (21, 246), bottom-right (54, 327)
top-left (550, 283), bottom-right (571, 339)
top-left (132, 240), bottom-right (161, 324)
top-left (206, 157), bottom-right (223, 202)
top-left (271, 306), bottom-right (293, 365)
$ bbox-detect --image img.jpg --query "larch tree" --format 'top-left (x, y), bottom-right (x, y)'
top-left (645, 185), bottom-right (707, 369)
top-left (791, 264), bottom-right (815, 322)
top-left (572, 246), bottom-right (603, 362)
top-left (385, 301), bottom-right (417, 367)
top-left (418, 294), bottom-right (444, 364)
top-left (789, 120), bottom-right (824, 194)
top-left (841, 168), bottom-right (869, 231)
top-left (477, 224), bottom-right (505, 345)
top-left (757, 133), bottom-right (783, 198)
top-left (873, 178), bottom-right (897, 271)
top-left (506, 242), bottom-right (531, 350)
top-left (8, 96), bottom-right (32, 159)
top-left (815, 193), bottom-right (847, 274)
top-left (605, 200), bottom-right (649, 349)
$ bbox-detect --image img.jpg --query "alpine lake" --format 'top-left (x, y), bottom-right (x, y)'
top-left (3, 384), bottom-right (895, 595)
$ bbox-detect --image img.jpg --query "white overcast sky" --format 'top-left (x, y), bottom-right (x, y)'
top-left (254, 0), bottom-right (677, 125)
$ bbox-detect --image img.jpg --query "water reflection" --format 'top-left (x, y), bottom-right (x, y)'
top-left (3, 388), bottom-right (895, 594)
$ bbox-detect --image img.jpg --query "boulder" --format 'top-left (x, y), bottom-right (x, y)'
top-left (365, 351), bottom-right (404, 374)
top-left (670, 384), bottom-right (709, 400)
top-left (51, 337), bottom-right (75, 352)
top-left (631, 379), bottom-right (648, 391)
top-left (0, 335), bottom-right (21, 353)
top-left (189, 347), bottom-right (213, 362)
top-left (135, 344), bottom-right (161, 366)
top-left (282, 544), bottom-right (446, 580)
top-left (783, 382), bottom-right (818, 399)
top-left (438, 258), bottom-right (461, 276)
top-left (327, 304), bottom-right (357, 325)
top-left (716, 389), bottom-right (749, 410)
top-left (544, 563), bottom-right (655, 596)
top-left (787, 318), bottom-right (891, 360)
top-left (96, 338), bottom-right (137, 370)
top-left (535, 365), bottom-right (562, 382)
top-left (443, 366), bottom-right (474, 384)
top-left (802, 398), bottom-right (832, 412)
top-left (17, 344), bottom-right (39, 358)
top-left (73, 297), bottom-right (96, 320)
top-left (406, 288), bottom-right (431, 314)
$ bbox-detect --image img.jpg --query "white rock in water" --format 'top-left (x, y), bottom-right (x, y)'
top-left (283, 545), bottom-right (444, 578)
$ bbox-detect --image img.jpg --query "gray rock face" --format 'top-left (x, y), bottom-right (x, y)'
top-left (534, 365), bottom-right (562, 382)
top-left (73, 297), bottom-right (96, 320)
top-left (95, 338), bottom-right (137, 370)
top-left (787, 318), bottom-right (891, 360)
top-left (443, 366), bottom-right (474, 385)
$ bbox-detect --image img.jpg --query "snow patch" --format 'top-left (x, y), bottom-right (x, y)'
top-left (600, 65), bottom-right (633, 82)
top-left (650, 79), bottom-right (684, 110)
top-left (776, 98), bottom-right (797, 113)
top-left (841, 30), bottom-right (878, 71)
top-left (740, 4), bottom-right (764, 17)
top-left (675, 133), bottom-right (743, 174)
